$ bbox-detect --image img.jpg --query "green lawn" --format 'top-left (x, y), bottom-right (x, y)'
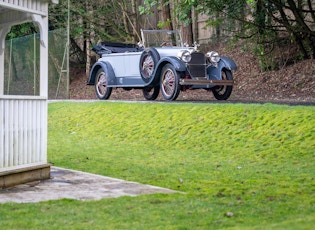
top-left (1, 101), bottom-right (314, 229)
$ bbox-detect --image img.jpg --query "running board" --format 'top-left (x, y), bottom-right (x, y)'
top-left (179, 79), bottom-right (234, 86)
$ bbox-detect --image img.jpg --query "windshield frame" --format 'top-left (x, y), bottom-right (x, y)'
top-left (141, 29), bottom-right (184, 48)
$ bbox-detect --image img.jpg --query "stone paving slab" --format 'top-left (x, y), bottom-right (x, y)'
top-left (0, 167), bottom-right (176, 203)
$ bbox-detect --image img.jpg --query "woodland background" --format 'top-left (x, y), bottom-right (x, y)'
top-left (6, 0), bottom-right (315, 101)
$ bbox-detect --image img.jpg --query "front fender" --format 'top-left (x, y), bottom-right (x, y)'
top-left (220, 56), bottom-right (237, 71)
top-left (207, 57), bottom-right (237, 80)
top-left (157, 56), bottom-right (187, 72)
top-left (87, 61), bottom-right (116, 85)
top-left (148, 56), bottom-right (187, 86)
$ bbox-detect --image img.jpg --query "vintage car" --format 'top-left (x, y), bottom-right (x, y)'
top-left (87, 29), bottom-right (237, 101)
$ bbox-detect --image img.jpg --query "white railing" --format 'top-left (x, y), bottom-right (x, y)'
top-left (0, 0), bottom-right (47, 16)
top-left (0, 97), bottom-right (47, 169)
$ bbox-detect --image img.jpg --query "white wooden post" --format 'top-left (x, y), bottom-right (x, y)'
top-left (40, 15), bottom-right (48, 163)
top-left (0, 25), bottom-right (10, 168)
top-left (0, 25), bottom-right (10, 96)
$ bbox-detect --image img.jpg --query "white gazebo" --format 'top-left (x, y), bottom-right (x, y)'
top-left (0, 0), bottom-right (58, 188)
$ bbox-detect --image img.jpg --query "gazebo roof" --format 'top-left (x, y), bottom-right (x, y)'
top-left (0, 0), bottom-right (58, 23)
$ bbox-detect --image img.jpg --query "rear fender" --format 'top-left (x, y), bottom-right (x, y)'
top-left (207, 57), bottom-right (237, 80)
top-left (87, 61), bottom-right (116, 85)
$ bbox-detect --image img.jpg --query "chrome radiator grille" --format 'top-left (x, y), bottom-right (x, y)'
top-left (187, 52), bottom-right (206, 78)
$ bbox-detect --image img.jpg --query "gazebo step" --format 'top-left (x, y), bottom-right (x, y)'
top-left (0, 163), bottom-right (51, 189)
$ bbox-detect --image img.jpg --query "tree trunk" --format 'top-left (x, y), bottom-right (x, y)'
top-left (161, 0), bottom-right (174, 30)
top-left (182, 10), bottom-right (193, 45)
top-left (271, 0), bottom-right (309, 59)
top-left (86, 39), bottom-right (91, 79)
top-left (131, 0), bottom-right (141, 42)
top-left (85, 2), bottom-right (94, 78)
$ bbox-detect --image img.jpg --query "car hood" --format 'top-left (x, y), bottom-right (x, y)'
top-left (155, 47), bottom-right (196, 58)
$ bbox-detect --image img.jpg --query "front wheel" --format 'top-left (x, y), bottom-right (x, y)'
top-left (160, 64), bottom-right (180, 101)
top-left (212, 69), bottom-right (233, 100)
top-left (95, 69), bottom-right (112, 100)
top-left (142, 85), bottom-right (160, 100)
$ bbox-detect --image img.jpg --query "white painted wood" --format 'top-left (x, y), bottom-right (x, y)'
top-left (0, 25), bottom-right (10, 94)
top-left (0, 98), bottom-right (47, 168)
top-left (0, 0), bottom-right (48, 16)
top-left (39, 16), bottom-right (48, 97)
top-left (0, 101), bottom-right (3, 168)
top-left (0, 10), bottom-right (32, 26)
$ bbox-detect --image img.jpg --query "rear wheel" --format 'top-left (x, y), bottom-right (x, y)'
top-left (160, 64), bottom-right (180, 101)
top-left (212, 69), bottom-right (233, 100)
top-left (142, 85), bottom-right (160, 100)
top-left (95, 69), bottom-right (112, 100)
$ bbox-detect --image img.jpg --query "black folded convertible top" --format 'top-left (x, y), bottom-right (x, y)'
top-left (92, 41), bottom-right (144, 55)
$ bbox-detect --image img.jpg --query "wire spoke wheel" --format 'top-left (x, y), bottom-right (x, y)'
top-left (142, 85), bottom-right (160, 100)
top-left (139, 48), bottom-right (160, 83)
top-left (95, 69), bottom-right (112, 100)
top-left (212, 69), bottom-right (233, 100)
top-left (162, 70), bottom-right (175, 96)
top-left (160, 64), bottom-right (180, 101)
top-left (142, 55), bottom-right (154, 79)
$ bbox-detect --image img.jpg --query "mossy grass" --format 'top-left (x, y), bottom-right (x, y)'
top-left (1, 101), bottom-right (314, 229)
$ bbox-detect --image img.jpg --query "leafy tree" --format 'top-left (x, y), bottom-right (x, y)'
top-left (178, 0), bottom-right (315, 69)
top-left (6, 23), bottom-right (38, 39)
top-left (267, 0), bottom-right (315, 59)
top-left (7, 0), bottom-right (314, 72)
top-left (139, 0), bottom-right (194, 44)
top-left (49, 0), bottom-right (143, 76)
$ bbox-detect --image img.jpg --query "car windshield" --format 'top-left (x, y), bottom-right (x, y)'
top-left (141, 30), bottom-right (183, 48)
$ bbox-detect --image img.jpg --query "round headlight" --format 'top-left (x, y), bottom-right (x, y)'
top-left (178, 50), bottom-right (192, 63)
top-left (206, 51), bottom-right (220, 63)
